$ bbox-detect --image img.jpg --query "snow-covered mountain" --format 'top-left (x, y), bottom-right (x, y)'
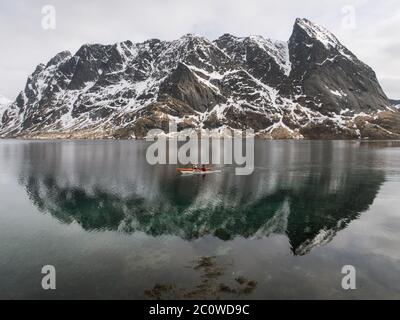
top-left (1, 18), bottom-right (399, 139)
top-left (0, 95), bottom-right (11, 122)
top-left (390, 99), bottom-right (400, 109)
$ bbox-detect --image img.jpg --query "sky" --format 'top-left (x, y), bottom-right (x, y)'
top-left (0, 0), bottom-right (399, 100)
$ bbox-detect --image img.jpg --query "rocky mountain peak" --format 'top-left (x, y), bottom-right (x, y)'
top-left (294, 18), bottom-right (341, 49)
top-left (175, 33), bottom-right (213, 49)
top-left (0, 18), bottom-right (398, 140)
top-left (214, 33), bottom-right (291, 88)
top-left (290, 18), bottom-right (356, 62)
top-left (45, 51), bottom-right (72, 68)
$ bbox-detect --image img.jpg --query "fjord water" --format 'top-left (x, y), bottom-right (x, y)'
top-left (0, 140), bottom-right (399, 299)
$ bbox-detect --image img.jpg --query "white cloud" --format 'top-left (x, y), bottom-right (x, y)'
top-left (0, 0), bottom-right (399, 99)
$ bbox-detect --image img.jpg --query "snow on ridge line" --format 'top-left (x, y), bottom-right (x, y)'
top-left (216, 34), bottom-right (292, 77)
top-left (0, 18), bottom-right (382, 138)
top-left (296, 18), bottom-right (341, 49)
top-left (248, 36), bottom-right (292, 76)
top-left (295, 18), bottom-right (355, 62)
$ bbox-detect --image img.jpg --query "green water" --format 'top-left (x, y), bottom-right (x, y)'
top-left (0, 139), bottom-right (399, 299)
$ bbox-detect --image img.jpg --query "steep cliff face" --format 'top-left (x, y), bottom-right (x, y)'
top-left (1, 18), bottom-right (398, 139)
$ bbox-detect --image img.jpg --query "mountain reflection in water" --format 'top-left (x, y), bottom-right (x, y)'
top-left (16, 140), bottom-right (384, 255)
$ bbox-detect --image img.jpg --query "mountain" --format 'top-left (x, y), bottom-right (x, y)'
top-left (1, 18), bottom-right (399, 140)
top-left (390, 99), bottom-right (400, 108)
top-left (0, 95), bottom-right (11, 122)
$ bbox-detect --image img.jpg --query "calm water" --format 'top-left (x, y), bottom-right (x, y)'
top-left (0, 139), bottom-right (400, 299)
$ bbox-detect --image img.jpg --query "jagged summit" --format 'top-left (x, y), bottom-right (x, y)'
top-left (294, 18), bottom-right (342, 49)
top-left (0, 18), bottom-right (398, 140)
top-left (215, 34), bottom-right (291, 78)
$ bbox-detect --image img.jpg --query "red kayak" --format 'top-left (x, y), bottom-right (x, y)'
top-left (177, 167), bottom-right (213, 174)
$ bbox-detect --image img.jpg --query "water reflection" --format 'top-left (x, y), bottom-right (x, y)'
top-left (15, 140), bottom-right (385, 255)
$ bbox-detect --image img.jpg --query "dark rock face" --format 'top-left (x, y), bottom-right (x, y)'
top-left (214, 34), bottom-right (290, 88)
top-left (68, 44), bottom-right (112, 90)
top-left (1, 18), bottom-right (398, 139)
top-left (159, 62), bottom-right (225, 113)
top-left (283, 19), bottom-right (389, 115)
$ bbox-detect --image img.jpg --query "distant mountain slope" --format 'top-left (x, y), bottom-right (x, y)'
top-left (1, 18), bottom-right (399, 140)
top-left (390, 99), bottom-right (400, 108)
top-left (0, 95), bottom-right (11, 122)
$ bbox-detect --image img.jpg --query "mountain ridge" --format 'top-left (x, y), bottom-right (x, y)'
top-left (1, 18), bottom-right (399, 140)
top-left (390, 99), bottom-right (400, 108)
top-left (0, 95), bottom-right (11, 123)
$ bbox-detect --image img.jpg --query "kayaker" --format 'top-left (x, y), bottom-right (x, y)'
top-left (201, 164), bottom-right (206, 172)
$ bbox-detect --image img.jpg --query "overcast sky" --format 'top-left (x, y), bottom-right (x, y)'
top-left (0, 0), bottom-right (399, 100)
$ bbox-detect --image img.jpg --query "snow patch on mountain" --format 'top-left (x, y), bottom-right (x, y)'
top-left (248, 36), bottom-right (292, 76)
top-left (296, 18), bottom-right (340, 49)
top-left (389, 99), bottom-right (400, 109)
top-left (0, 95), bottom-right (11, 123)
top-left (295, 18), bottom-right (354, 61)
top-left (0, 18), bottom-right (396, 140)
